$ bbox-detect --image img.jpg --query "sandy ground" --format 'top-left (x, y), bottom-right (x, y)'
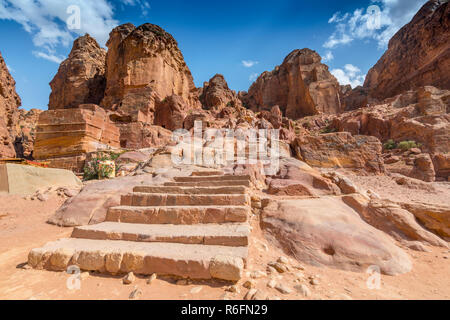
top-left (0, 192), bottom-right (449, 300)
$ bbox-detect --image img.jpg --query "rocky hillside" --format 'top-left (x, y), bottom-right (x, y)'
top-left (364, 0), bottom-right (449, 101)
top-left (241, 49), bottom-right (342, 119)
top-left (0, 51), bottom-right (21, 158)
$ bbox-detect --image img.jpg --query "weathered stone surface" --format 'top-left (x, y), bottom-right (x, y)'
top-left (49, 34), bottom-right (106, 110)
top-left (364, 0), bottom-right (450, 100)
top-left (343, 194), bottom-right (448, 247)
top-left (13, 109), bottom-right (42, 159)
top-left (0, 51), bottom-right (21, 158)
top-left (292, 132), bottom-right (385, 173)
top-left (331, 87), bottom-right (450, 156)
top-left (261, 197), bottom-right (412, 275)
top-left (33, 104), bottom-right (120, 160)
top-left (267, 158), bottom-right (340, 196)
top-left (101, 23), bottom-right (200, 120)
top-left (209, 255), bottom-right (244, 281)
top-left (154, 95), bottom-right (191, 131)
top-left (0, 163), bottom-right (82, 195)
top-left (48, 175), bottom-right (156, 227)
top-left (28, 238), bottom-right (248, 279)
top-left (242, 49), bottom-right (342, 119)
top-left (400, 202), bottom-right (450, 239)
top-left (433, 153), bottom-right (450, 179)
top-left (199, 74), bottom-right (242, 111)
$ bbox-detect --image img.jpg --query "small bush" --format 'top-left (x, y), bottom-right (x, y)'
top-left (83, 151), bottom-right (121, 181)
top-left (397, 140), bottom-right (418, 151)
top-left (383, 139), bottom-right (397, 150)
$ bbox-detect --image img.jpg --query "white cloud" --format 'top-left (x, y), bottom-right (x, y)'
top-left (331, 64), bottom-right (366, 88)
top-left (0, 0), bottom-right (150, 63)
top-left (322, 51), bottom-right (334, 63)
top-left (249, 73), bottom-right (259, 82)
top-left (324, 0), bottom-right (427, 49)
top-left (242, 60), bottom-right (259, 68)
top-left (32, 51), bottom-right (65, 64)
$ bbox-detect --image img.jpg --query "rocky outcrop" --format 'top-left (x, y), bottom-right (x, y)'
top-left (199, 74), bottom-right (242, 111)
top-left (49, 34), bottom-right (106, 110)
top-left (242, 49), bottom-right (342, 119)
top-left (364, 0), bottom-right (450, 100)
top-left (261, 197), bottom-right (412, 275)
top-left (14, 108), bottom-right (42, 159)
top-left (34, 105), bottom-right (120, 168)
top-left (0, 51), bottom-right (21, 158)
top-left (292, 132), bottom-right (385, 173)
top-left (330, 87), bottom-right (450, 157)
top-left (343, 194), bottom-right (448, 248)
top-left (101, 23), bottom-right (200, 122)
top-left (154, 95), bottom-right (190, 131)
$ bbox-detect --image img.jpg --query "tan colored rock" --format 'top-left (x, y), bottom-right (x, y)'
top-left (342, 194), bottom-right (448, 248)
top-left (364, 1), bottom-right (450, 100)
top-left (292, 132), bottom-right (385, 173)
top-left (199, 74), bottom-right (243, 111)
top-left (209, 255), bottom-right (244, 281)
top-left (0, 51), bottom-right (21, 158)
top-left (400, 202), bottom-right (450, 239)
top-left (33, 104), bottom-right (120, 161)
top-left (50, 248), bottom-right (75, 270)
top-left (101, 23), bottom-right (200, 120)
top-left (123, 272), bottom-right (136, 285)
top-left (154, 95), bottom-right (191, 131)
top-left (262, 197), bottom-right (412, 275)
top-left (49, 34), bottom-right (106, 110)
top-left (242, 49), bottom-right (342, 119)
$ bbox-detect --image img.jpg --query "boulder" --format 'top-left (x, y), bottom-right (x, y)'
top-left (343, 194), bottom-right (448, 248)
top-left (0, 163), bottom-right (82, 195)
top-left (261, 197), bottom-right (412, 275)
top-left (292, 132), bottom-right (385, 173)
top-left (267, 158), bottom-right (340, 196)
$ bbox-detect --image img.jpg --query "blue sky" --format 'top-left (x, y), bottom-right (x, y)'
top-left (0, 0), bottom-right (427, 110)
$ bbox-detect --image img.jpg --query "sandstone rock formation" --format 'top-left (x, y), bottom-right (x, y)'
top-left (101, 23), bottom-right (200, 121)
top-left (48, 34), bottom-right (106, 110)
top-left (292, 132), bottom-right (385, 173)
top-left (34, 105), bottom-right (120, 171)
top-left (242, 49), bottom-right (342, 119)
top-left (199, 74), bottom-right (242, 111)
top-left (261, 197), bottom-right (412, 275)
top-left (0, 51), bottom-right (21, 158)
top-left (364, 0), bottom-right (450, 101)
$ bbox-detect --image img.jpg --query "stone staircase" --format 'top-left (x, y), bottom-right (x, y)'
top-left (28, 171), bottom-right (252, 281)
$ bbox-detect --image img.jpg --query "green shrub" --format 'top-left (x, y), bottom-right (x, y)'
top-left (397, 140), bottom-right (418, 151)
top-left (383, 139), bottom-right (397, 150)
top-left (83, 151), bottom-right (122, 181)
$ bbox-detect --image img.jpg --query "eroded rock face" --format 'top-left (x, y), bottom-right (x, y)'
top-left (261, 197), bottom-right (412, 275)
top-left (0, 51), bottom-right (21, 158)
top-left (331, 87), bottom-right (450, 156)
top-left (292, 132), bottom-right (385, 173)
top-left (34, 104), bottom-right (120, 161)
top-left (14, 109), bottom-right (42, 159)
top-left (199, 74), bottom-right (242, 111)
top-left (101, 23), bottom-right (200, 121)
top-left (49, 34), bottom-right (106, 110)
top-left (242, 49), bottom-right (342, 119)
top-left (364, 0), bottom-right (450, 100)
